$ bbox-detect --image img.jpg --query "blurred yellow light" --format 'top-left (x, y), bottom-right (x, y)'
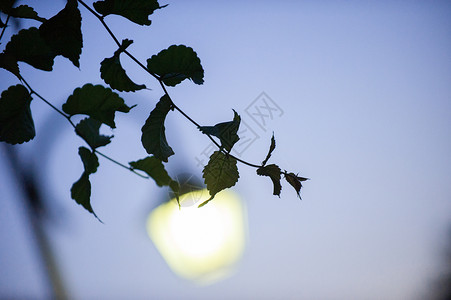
top-left (147, 189), bottom-right (246, 284)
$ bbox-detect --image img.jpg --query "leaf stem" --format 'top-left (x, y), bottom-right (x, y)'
top-left (20, 76), bottom-right (148, 179)
top-left (0, 14), bottom-right (11, 43)
top-left (77, 0), bottom-right (264, 170)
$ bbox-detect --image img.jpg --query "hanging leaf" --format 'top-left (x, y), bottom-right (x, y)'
top-left (4, 27), bottom-right (55, 71)
top-left (93, 0), bottom-right (166, 26)
top-left (200, 151), bottom-right (239, 207)
top-left (39, 0), bottom-right (82, 67)
top-left (0, 0), bottom-right (16, 13)
top-left (147, 45), bottom-right (204, 86)
top-left (141, 94), bottom-right (174, 162)
top-left (71, 146), bottom-right (101, 220)
top-left (198, 110), bottom-right (240, 152)
top-left (284, 172), bottom-right (308, 199)
top-left (256, 164), bottom-right (282, 197)
top-left (0, 52), bottom-right (20, 77)
top-left (8, 5), bottom-right (46, 22)
top-left (62, 84), bottom-right (134, 128)
top-left (0, 85), bottom-right (35, 144)
top-left (129, 156), bottom-right (180, 205)
top-left (100, 41), bottom-right (146, 92)
top-left (261, 133), bottom-right (276, 166)
top-left (75, 117), bottom-right (112, 149)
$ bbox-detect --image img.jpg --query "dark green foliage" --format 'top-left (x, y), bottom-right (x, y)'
top-left (262, 133), bottom-right (276, 166)
top-left (201, 151), bottom-right (239, 207)
top-left (71, 147), bottom-right (100, 220)
top-left (100, 40), bottom-right (146, 92)
top-left (0, 84), bottom-right (35, 144)
top-left (8, 5), bottom-right (46, 22)
top-left (257, 164), bottom-right (282, 197)
top-left (0, 52), bottom-right (20, 77)
top-left (75, 118), bottom-right (112, 149)
top-left (4, 27), bottom-right (55, 71)
top-left (39, 0), bottom-right (83, 68)
top-left (93, 0), bottom-right (166, 26)
top-left (141, 94), bottom-right (174, 162)
top-left (129, 156), bottom-right (180, 205)
top-left (62, 84), bottom-right (134, 128)
top-left (199, 110), bottom-right (241, 152)
top-left (147, 45), bottom-right (204, 86)
top-left (284, 172), bottom-right (308, 199)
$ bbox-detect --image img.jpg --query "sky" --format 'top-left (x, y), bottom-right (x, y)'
top-left (1, 0), bottom-right (451, 299)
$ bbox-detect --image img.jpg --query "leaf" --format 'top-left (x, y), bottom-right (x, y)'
top-left (93, 0), bottom-right (166, 26)
top-left (4, 27), bottom-right (55, 71)
top-left (256, 164), bottom-right (282, 197)
top-left (141, 94), bottom-right (174, 162)
top-left (284, 172), bottom-right (308, 199)
top-left (100, 51), bottom-right (146, 92)
top-left (0, 52), bottom-right (20, 77)
top-left (0, 84), bottom-right (35, 144)
top-left (261, 133), bottom-right (276, 166)
top-left (71, 147), bottom-right (101, 220)
top-left (0, 0), bottom-right (17, 13)
top-left (75, 117), bottom-right (112, 149)
top-left (62, 84), bottom-right (133, 128)
top-left (147, 45), bottom-right (204, 86)
top-left (39, 0), bottom-right (82, 67)
top-left (198, 110), bottom-right (240, 152)
top-left (200, 151), bottom-right (239, 207)
top-left (8, 5), bottom-right (46, 22)
top-left (129, 156), bottom-right (180, 205)
top-left (78, 146), bottom-right (99, 174)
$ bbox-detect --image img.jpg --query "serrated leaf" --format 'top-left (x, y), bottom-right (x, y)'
top-left (0, 52), bottom-right (20, 77)
top-left (200, 151), bottom-right (239, 207)
top-left (147, 45), bottom-right (204, 86)
top-left (100, 53), bottom-right (146, 92)
top-left (141, 94), bottom-right (174, 162)
top-left (71, 147), bottom-right (100, 220)
top-left (4, 27), bottom-right (55, 71)
top-left (9, 5), bottom-right (46, 22)
top-left (0, 84), bottom-right (35, 144)
top-left (0, 0), bottom-right (17, 13)
top-left (75, 117), bottom-right (112, 149)
top-left (262, 133), bottom-right (276, 166)
top-left (63, 84), bottom-right (133, 128)
top-left (129, 156), bottom-right (180, 204)
top-left (39, 0), bottom-right (82, 67)
top-left (257, 164), bottom-right (282, 197)
top-left (78, 146), bottom-right (99, 174)
top-left (284, 172), bottom-right (308, 199)
top-left (93, 0), bottom-right (165, 26)
top-left (198, 110), bottom-right (240, 152)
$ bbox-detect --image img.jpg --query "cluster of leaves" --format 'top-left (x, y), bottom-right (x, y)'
top-left (0, 0), bottom-right (307, 220)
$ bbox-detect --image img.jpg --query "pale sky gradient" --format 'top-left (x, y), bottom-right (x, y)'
top-left (1, 1), bottom-right (451, 299)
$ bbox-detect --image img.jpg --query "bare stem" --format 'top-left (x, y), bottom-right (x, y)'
top-left (0, 14), bottom-right (10, 42)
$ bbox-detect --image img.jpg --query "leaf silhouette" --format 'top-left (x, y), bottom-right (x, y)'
top-left (198, 110), bottom-right (241, 152)
top-left (71, 146), bottom-right (101, 220)
top-left (141, 94), bottom-right (174, 162)
top-left (129, 156), bottom-right (180, 205)
top-left (100, 40), bottom-right (146, 92)
top-left (0, 85), bottom-right (35, 144)
top-left (75, 117), bottom-right (112, 149)
top-left (39, 0), bottom-right (82, 67)
top-left (93, 0), bottom-right (166, 26)
top-left (201, 151), bottom-right (239, 207)
top-left (261, 133), bottom-right (276, 166)
top-left (63, 84), bottom-right (134, 128)
top-left (8, 5), bottom-right (46, 22)
top-left (284, 172), bottom-right (308, 199)
top-left (256, 164), bottom-right (282, 197)
top-left (0, 52), bottom-right (20, 78)
top-left (5, 27), bottom-right (55, 71)
top-left (147, 45), bottom-right (204, 86)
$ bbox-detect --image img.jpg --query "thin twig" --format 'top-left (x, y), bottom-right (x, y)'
top-left (0, 14), bottom-right (10, 42)
top-left (95, 150), bottom-right (150, 179)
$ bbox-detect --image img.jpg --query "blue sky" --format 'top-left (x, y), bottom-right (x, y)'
top-left (1, 1), bottom-right (451, 299)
